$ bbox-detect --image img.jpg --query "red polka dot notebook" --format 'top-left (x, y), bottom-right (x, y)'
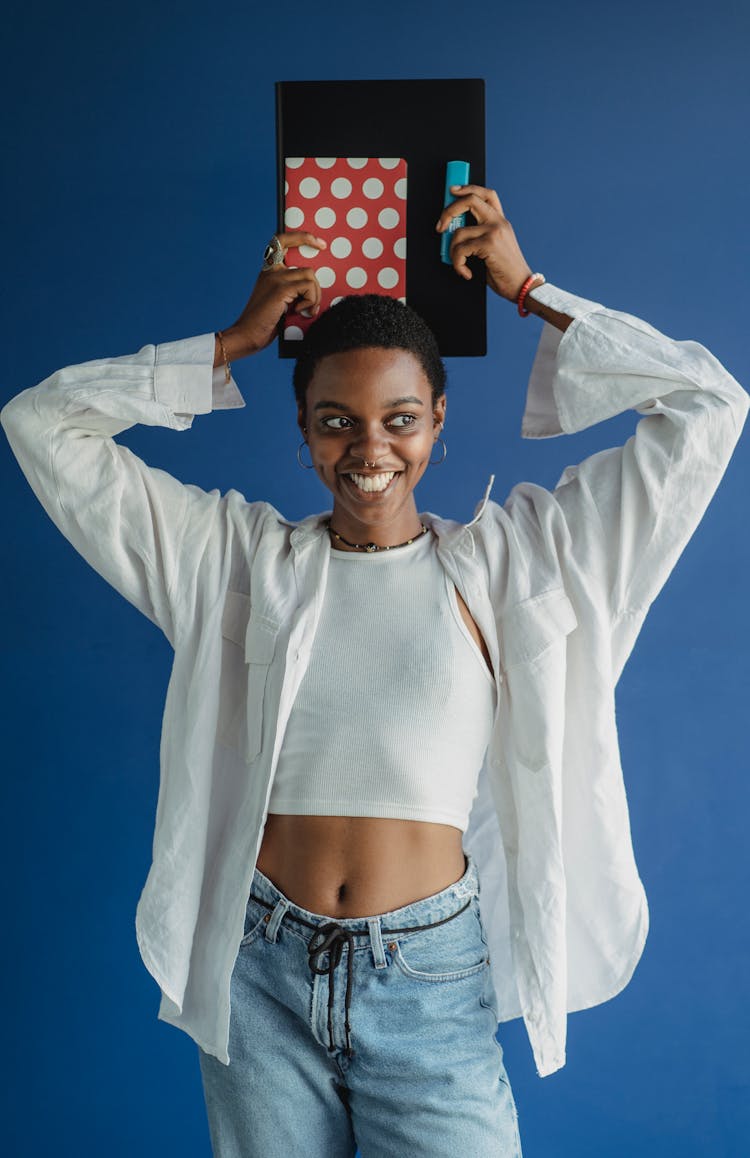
top-left (282, 156), bottom-right (407, 341)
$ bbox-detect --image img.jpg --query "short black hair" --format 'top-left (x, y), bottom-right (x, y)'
top-left (292, 294), bottom-right (447, 420)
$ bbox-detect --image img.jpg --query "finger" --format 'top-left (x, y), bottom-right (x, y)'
top-left (298, 275), bottom-right (322, 315)
top-left (274, 231), bottom-right (328, 252)
top-left (449, 184), bottom-right (504, 217)
top-left (262, 265), bottom-right (318, 304)
top-left (283, 269), bottom-right (322, 315)
top-left (294, 287), bottom-right (322, 316)
top-left (448, 226), bottom-right (493, 279)
top-left (263, 264), bottom-right (322, 313)
top-left (436, 191), bottom-right (498, 231)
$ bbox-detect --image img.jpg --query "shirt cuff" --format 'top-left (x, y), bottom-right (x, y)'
top-left (521, 283), bottom-right (606, 439)
top-left (528, 280), bottom-right (605, 322)
top-left (153, 332), bottom-right (246, 415)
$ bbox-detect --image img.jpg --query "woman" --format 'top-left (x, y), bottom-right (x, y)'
top-left (1, 183), bottom-right (746, 1158)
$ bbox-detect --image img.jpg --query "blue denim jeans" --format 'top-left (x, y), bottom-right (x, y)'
top-left (197, 852), bottom-right (522, 1157)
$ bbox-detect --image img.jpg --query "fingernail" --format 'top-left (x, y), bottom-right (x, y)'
top-left (450, 184), bottom-right (462, 191)
top-left (435, 220), bottom-right (442, 231)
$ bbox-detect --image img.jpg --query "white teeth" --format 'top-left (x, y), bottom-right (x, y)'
top-left (346, 471), bottom-right (396, 493)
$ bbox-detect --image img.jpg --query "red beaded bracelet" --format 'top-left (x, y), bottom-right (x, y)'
top-left (517, 273), bottom-right (546, 316)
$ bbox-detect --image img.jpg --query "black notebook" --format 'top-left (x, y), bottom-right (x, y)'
top-left (275, 78), bottom-right (486, 358)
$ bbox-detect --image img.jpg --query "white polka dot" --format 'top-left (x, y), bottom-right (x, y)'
top-left (398, 296), bottom-right (406, 304)
top-left (299, 177), bottom-right (321, 199)
top-left (330, 236), bottom-right (352, 259)
top-left (362, 236), bottom-right (384, 259)
top-left (363, 177), bottom-right (384, 199)
top-left (331, 296), bottom-right (344, 305)
top-left (393, 237), bottom-right (407, 260)
top-left (284, 206), bottom-right (304, 228)
top-left (314, 206), bottom-right (336, 228)
top-left (377, 267), bottom-right (399, 289)
top-left (346, 267), bottom-right (367, 288)
top-left (379, 158), bottom-right (400, 169)
top-left (378, 207), bottom-right (400, 229)
top-left (346, 207), bottom-right (368, 229)
top-left (285, 157), bottom-right (304, 169)
top-left (284, 180), bottom-right (289, 195)
top-left (284, 325), bottom-right (304, 340)
top-left (394, 177), bottom-right (407, 199)
top-left (331, 177), bottom-right (353, 199)
top-left (316, 266), bottom-right (336, 288)
top-left (347, 158), bottom-right (368, 169)
top-left (315, 157), bottom-right (336, 168)
top-left (299, 245), bottom-right (319, 258)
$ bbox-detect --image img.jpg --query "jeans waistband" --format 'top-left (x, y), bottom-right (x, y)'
top-left (246, 852), bottom-right (480, 1057)
top-left (250, 851), bottom-right (478, 931)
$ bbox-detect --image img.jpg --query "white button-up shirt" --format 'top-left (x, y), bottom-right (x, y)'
top-left (2, 282), bottom-right (746, 1077)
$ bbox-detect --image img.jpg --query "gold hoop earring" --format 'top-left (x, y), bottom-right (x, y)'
top-left (296, 440), bottom-right (315, 470)
top-left (429, 436), bottom-right (447, 466)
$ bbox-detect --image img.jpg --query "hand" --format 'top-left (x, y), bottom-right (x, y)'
top-left (223, 232), bottom-right (328, 355)
top-left (435, 185), bottom-right (534, 302)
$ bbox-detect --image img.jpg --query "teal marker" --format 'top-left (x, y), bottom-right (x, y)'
top-left (440, 160), bottom-right (471, 265)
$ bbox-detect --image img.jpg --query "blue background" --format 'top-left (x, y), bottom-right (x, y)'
top-left (1, 1), bottom-right (748, 1155)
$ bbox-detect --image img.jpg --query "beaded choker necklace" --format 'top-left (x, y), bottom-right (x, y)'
top-left (326, 519), bottom-right (429, 553)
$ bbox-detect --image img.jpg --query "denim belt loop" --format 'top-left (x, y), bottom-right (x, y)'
top-left (368, 918), bottom-right (387, 969)
top-left (265, 897), bottom-right (290, 942)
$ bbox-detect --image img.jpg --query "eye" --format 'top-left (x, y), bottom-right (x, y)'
top-left (320, 416), bottom-right (353, 430)
top-left (389, 414), bottom-right (418, 427)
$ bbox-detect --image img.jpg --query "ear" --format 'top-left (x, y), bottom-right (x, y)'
top-left (433, 394), bottom-right (447, 429)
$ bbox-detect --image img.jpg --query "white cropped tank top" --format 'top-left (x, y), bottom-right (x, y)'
top-left (270, 527), bottom-right (497, 833)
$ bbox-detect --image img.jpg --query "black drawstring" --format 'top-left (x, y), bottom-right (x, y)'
top-left (307, 924), bottom-right (357, 1055)
top-left (247, 892), bottom-right (474, 1057)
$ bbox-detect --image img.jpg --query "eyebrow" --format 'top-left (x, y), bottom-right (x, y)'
top-left (312, 396), bottom-right (425, 412)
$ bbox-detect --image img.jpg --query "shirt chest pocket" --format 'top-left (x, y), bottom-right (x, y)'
top-left (498, 587), bottom-right (578, 773)
top-left (219, 591), bottom-right (280, 763)
top-left (500, 587), bottom-right (578, 668)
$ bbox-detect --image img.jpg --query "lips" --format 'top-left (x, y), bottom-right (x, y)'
top-left (341, 471), bottom-right (402, 496)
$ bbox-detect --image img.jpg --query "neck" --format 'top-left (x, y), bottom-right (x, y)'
top-left (328, 502), bottom-right (424, 551)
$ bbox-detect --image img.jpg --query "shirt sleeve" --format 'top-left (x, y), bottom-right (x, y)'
top-left (0, 332), bottom-right (248, 646)
top-left (509, 283), bottom-right (748, 661)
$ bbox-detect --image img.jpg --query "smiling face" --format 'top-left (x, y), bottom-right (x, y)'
top-left (297, 346), bottom-right (447, 547)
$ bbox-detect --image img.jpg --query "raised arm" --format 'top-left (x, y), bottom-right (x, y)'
top-left (0, 335), bottom-right (246, 645)
top-left (437, 185), bottom-right (748, 675)
top-left (0, 232), bottom-right (326, 644)
top-left (511, 285), bottom-right (748, 674)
